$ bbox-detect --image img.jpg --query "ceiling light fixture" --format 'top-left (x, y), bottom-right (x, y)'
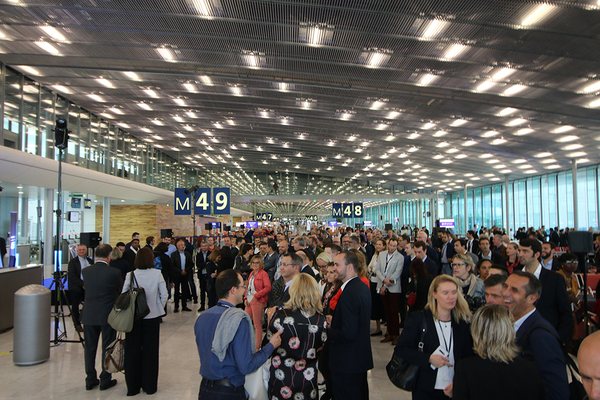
top-left (157, 47), bottom-right (175, 62)
top-left (40, 25), bottom-right (66, 41)
top-left (144, 89), bottom-right (158, 98)
top-left (35, 41), bottom-right (59, 54)
top-left (183, 83), bottom-right (196, 92)
top-left (444, 44), bottom-right (466, 60)
top-left (498, 107), bottom-right (517, 116)
top-left (521, 3), bottom-right (555, 26)
top-left (515, 128), bottom-right (534, 135)
top-left (423, 19), bottom-right (446, 38)
top-left (476, 81), bottom-right (494, 92)
top-left (504, 85), bottom-right (527, 95)
top-left (87, 94), bottom-right (104, 102)
top-left (556, 135), bottom-right (579, 143)
top-left (123, 71), bottom-right (139, 80)
top-left (420, 74), bottom-right (437, 86)
top-left (492, 68), bottom-right (515, 81)
top-left (553, 125), bottom-right (574, 133)
top-left (508, 118), bottom-right (527, 126)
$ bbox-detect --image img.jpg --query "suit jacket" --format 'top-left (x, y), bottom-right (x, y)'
top-left (476, 250), bottom-right (505, 265)
top-left (423, 256), bottom-right (439, 277)
top-left (301, 264), bottom-right (317, 280)
top-left (375, 250), bottom-right (404, 293)
top-left (466, 239), bottom-right (479, 254)
top-left (263, 252), bottom-right (278, 274)
top-left (196, 250), bottom-right (210, 272)
top-left (67, 256), bottom-right (94, 292)
top-left (549, 231), bottom-right (560, 245)
top-left (395, 309), bottom-right (473, 394)
top-left (453, 356), bottom-right (545, 400)
top-left (426, 245), bottom-right (440, 268)
top-left (536, 268), bottom-right (573, 345)
top-left (439, 240), bottom-right (457, 264)
top-left (493, 245), bottom-right (508, 260)
top-left (516, 310), bottom-right (569, 400)
top-left (123, 248), bottom-right (137, 268)
top-left (170, 250), bottom-right (194, 280)
top-left (230, 246), bottom-right (239, 259)
top-left (365, 242), bottom-right (375, 265)
top-left (328, 277), bottom-right (373, 374)
top-left (80, 261), bottom-right (122, 325)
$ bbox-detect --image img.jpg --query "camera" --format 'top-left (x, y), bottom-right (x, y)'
top-left (464, 295), bottom-right (485, 313)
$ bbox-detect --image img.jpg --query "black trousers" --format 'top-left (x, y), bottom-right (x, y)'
top-left (173, 275), bottom-right (190, 308)
top-left (197, 273), bottom-right (208, 307)
top-left (69, 289), bottom-right (84, 326)
top-left (331, 372), bottom-right (369, 400)
top-left (83, 323), bottom-right (116, 386)
top-left (199, 379), bottom-right (247, 399)
top-left (188, 272), bottom-right (198, 301)
top-left (125, 317), bottom-right (161, 395)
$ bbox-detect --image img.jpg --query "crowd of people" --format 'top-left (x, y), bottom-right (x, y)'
top-left (69, 224), bottom-right (600, 400)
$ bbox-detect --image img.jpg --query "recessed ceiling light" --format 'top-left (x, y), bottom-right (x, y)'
top-left (96, 78), bottom-right (112, 88)
top-left (487, 159), bottom-right (500, 164)
top-left (20, 66), bottom-right (40, 76)
top-left (508, 118), bottom-right (527, 126)
top-left (539, 158), bottom-right (556, 164)
top-left (479, 153), bottom-right (493, 158)
top-left (556, 135), bottom-right (579, 143)
top-left (441, 160), bottom-right (453, 164)
top-left (370, 100), bottom-right (384, 110)
top-left (562, 144), bottom-right (583, 150)
top-left (518, 164), bottom-right (533, 169)
top-left (138, 103), bottom-right (151, 110)
top-left (451, 119), bottom-right (467, 127)
top-left (492, 138), bottom-right (507, 145)
top-left (482, 131), bottom-right (499, 138)
top-left (40, 25), bottom-right (66, 41)
top-left (157, 47), bottom-right (174, 62)
top-left (123, 71), bottom-right (139, 80)
top-left (387, 111), bottom-right (399, 119)
top-left (455, 154), bottom-right (467, 159)
top-left (444, 44), bottom-right (467, 60)
top-left (87, 94), bottom-right (104, 102)
top-left (108, 107), bottom-right (123, 115)
top-left (577, 158), bottom-right (590, 163)
top-left (589, 99), bottom-right (600, 108)
top-left (434, 155), bottom-right (445, 161)
top-left (436, 142), bottom-right (449, 148)
top-left (545, 164), bottom-right (561, 169)
top-left (420, 74), bottom-right (437, 86)
top-left (504, 85), bottom-right (527, 95)
top-left (446, 148), bottom-right (459, 153)
top-left (498, 107), bottom-right (517, 116)
top-left (476, 81), bottom-right (494, 92)
top-left (423, 19), bottom-right (447, 38)
top-left (423, 122), bottom-right (436, 130)
top-left (521, 3), bottom-right (555, 26)
top-left (524, 169), bottom-right (537, 174)
top-left (513, 159), bottom-right (527, 164)
top-left (515, 128), bottom-right (534, 135)
top-left (534, 152), bottom-right (552, 158)
top-left (407, 133), bottom-right (421, 140)
top-left (568, 152), bottom-right (587, 157)
top-left (492, 68), bottom-right (515, 81)
top-left (462, 140), bottom-right (477, 146)
top-left (35, 41), bottom-right (59, 54)
top-left (53, 85), bottom-right (71, 93)
top-left (500, 169), bottom-right (512, 174)
top-left (433, 130), bottom-right (447, 137)
top-left (553, 125), bottom-right (574, 134)
top-left (583, 81), bottom-right (600, 93)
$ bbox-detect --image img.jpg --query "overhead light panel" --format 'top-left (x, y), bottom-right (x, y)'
top-left (589, 99), bottom-right (600, 108)
top-left (371, 101), bottom-right (384, 110)
top-left (144, 89), bottom-right (158, 98)
top-left (35, 41), bottom-right (59, 54)
top-left (553, 125), bottom-right (574, 134)
top-left (433, 131), bottom-right (446, 137)
top-left (451, 119), bottom-right (467, 127)
top-left (492, 138), bottom-right (507, 145)
top-left (568, 152), bottom-right (587, 157)
top-left (200, 75), bottom-right (212, 85)
top-left (387, 111), bottom-right (399, 119)
top-left (508, 118), bottom-right (527, 126)
top-left (123, 71), bottom-right (139, 80)
top-left (183, 83), bottom-right (196, 92)
top-left (556, 135), bottom-right (579, 143)
top-left (173, 115), bottom-right (184, 122)
top-left (190, 0), bottom-right (211, 16)
top-left (87, 94), bottom-right (104, 102)
top-left (462, 140), bottom-right (477, 146)
top-left (231, 86), bottom-right (242, 96)
top-left (444, 44), bottom-right (466, 60)
top-left (138, 103), bottom-right (151, 110)
top-left (521, 4), bottom-right (555, 26)
top-left (476, 81), bottom-right (494, 92)
top-left (534, 152), bottom-right (552, 158)
top-left (515, 128), bottom-right (534, 135)
top-left (492, 68), bottom-right (515, 81)
top-left (583, 81), bottom-right (600, 93)
top-left (420, 74), bottom-right (437, 86)
top-left (504, 85), bottom-right (527, 95)
top-left (367, 51), bottom-right (390, 68)
top-left (19, 66), bottom-right (40, 76)
top-left (498, 107), bottom-right (517, 116)
top-left (108, 107), bottom-right (123, 115)
top-left (96, 78), bottom-right (113, 88)
top-left (173, 98), bottom-right (186, 106)
top-left (482, 131), bottom-right (499, 137)
top-left (423, 19), bottom-right (447, 38)
top-left (40, 25), bottom-right (66, 41)
top-left (157, 47), bottom-right (174, 62)
top-left (563, 144), bottom-right (583, 150)
top-left (423, 122), bottom-right (436, 129)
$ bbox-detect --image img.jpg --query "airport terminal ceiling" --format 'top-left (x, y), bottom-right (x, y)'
top-left (1, 0), bottom-right (600, 208)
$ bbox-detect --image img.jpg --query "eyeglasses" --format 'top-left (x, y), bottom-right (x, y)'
top-left (236, 285), bottom-right (247, 289)
top-left (251, 261), bottom-right (261, 265)
top-left (565, 261), bottom-right (579, 264)
top-left (452, 263), bottom-right (466, 267)
top-left (280, 263), bottom-right (295, 267)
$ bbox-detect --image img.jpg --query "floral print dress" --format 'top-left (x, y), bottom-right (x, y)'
top-left (266, 308), bottom-right (327, 400)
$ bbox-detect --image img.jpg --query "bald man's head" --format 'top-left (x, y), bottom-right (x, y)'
top-left (579, 331), bottom-right (600, 400)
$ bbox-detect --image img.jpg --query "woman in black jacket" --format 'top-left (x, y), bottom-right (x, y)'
top-left (205, 249), bottom-right (221, 308)
top-left (452, 305), bottom-right (545, 400)
top-left (395, 275), bottom-right (473, 400)
top-left (153, 242), bottom-right (172, 314)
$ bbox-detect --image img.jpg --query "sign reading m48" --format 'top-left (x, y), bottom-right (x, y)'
top-left (331, 202), bottom-right (363, 219)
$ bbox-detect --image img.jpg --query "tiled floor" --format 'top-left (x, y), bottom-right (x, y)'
top-left (0, 298), bottom-right (411, 400)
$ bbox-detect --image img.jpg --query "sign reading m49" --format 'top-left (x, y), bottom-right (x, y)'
top-left (213, 188), bottom-right (230, 215)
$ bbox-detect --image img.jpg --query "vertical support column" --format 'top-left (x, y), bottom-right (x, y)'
top-left (505, 175), bottom-right (510, 234)
top-left (0, 64), bottom-right (5, 145)
top-left (102, 197), bottom-right (111, 244)
top-left (418, 199), bottom-right (422, 230)
top-left (399, 201), bottom-right (403, 226)
top-left (387, 200), bottom-right (391, 227)
top-left (43, 189), bottom-right (54, 267)
top-left (429, 197), bottom-right (434, 235)
top-left (464, 185), bottom-right (468, 236)
top-left (573, 159), bottom-right (579, 230)
top-left (378, 203), bottom-right (381, 229)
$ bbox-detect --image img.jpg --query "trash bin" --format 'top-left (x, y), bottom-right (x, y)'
top-left (13, 284), bottom-right (51, 366)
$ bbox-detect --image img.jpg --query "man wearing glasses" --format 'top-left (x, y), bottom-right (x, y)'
top-left (195, 269), bottom-right (283, 399)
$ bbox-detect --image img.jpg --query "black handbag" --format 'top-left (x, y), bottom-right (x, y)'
top-left (386, 314), bottom-right (427, 391)
top-left (130, 272), bottom-right (150, 321)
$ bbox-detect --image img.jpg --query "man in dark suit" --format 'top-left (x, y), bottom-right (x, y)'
top-left (170, 238), bottom-right (194, 312)
top-left (81, 244), bottom-right (122, 391)
top-left (476, 237), bottom-right (505, 264)
top-left (364, 231), bottom-right (375, 265)
top-left (0, 236), bottom-right (6, 267)
top-left (267, 253), bottom-right (301, 308)
top-left (439, 231), bottom-right (457, 275)
top-left (541, 241), bottom-right (560, 271)
top-left (263, 241), bottom-right (278, 281)
top-left (67, 243), bottom-right (94, 332)
top-left (195, 241), bottom-right (210, 311)
top-left (466, 230), bottom-right (479, 254)
top-left (503, 271), bottom-right (569, 400)
top-left (519, 239), bottom-right (573, 345)
top-left (414, 241), bottom-right (438, 277)
top-left (296, 249), bottom-right (317, 280)
top-left (549, 228), bottom-right (560, 245)
top-left (123, 238), bottom-right (140, 268)
top-left (328, 251), bottom-right (373, 400)
top-left (416, 231), bottom-right (441, 269)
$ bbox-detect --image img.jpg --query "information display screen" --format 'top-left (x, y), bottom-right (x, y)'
top-left (328, 221), bottom-right (338, 227)
top-left (439, 219), bottom-right (455, 229)
top-left (246, 221), bottom-right (258, 229)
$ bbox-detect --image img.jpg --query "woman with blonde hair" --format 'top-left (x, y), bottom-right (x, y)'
top-left (453, 305), bottom-right (545, 399)
top-left (267, 274), bottom-right (327, 400)
top-left (244, 254), bottom-right (271, 350)
top-left (395, 275), bottom-right (473, 399)
top-left (368, 238), bottom-right (386, 336)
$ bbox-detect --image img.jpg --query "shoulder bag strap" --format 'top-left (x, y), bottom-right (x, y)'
top-left (417, 313), bottom-right (428, 353)
top-left (130, 271), bottom-right (139, 290)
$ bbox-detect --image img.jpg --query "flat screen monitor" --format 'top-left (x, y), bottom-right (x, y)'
top-left (328, 221), bottom-right (338, 227)
top-left (364, 221), bottom-right (372, 227)
top-left (246, 221), bottom-right (258, 229)
top-left (439, 219), bottom-right (455, 229)
top-left (68, 211), bottom-right (79, 222)
top-left (384, 223), bottom-right (393, 231)
top-left (235, 222), bottom-right (245, 228)
top-left (211, 222), bottom-right (221, 229)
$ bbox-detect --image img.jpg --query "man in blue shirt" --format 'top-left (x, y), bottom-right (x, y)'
top-left (195, 269), bottom-right (282, 399)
